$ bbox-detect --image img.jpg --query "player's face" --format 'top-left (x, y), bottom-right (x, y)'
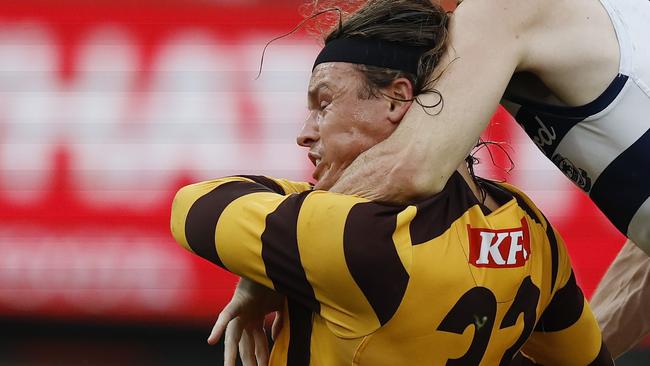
top-left (298, 62), bottom-right (398, 190)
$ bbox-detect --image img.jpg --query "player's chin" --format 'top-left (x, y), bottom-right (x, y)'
top-left (313, 179), bottom-right (331, 191)
top-left (313, 170), bottom-right (336, 191)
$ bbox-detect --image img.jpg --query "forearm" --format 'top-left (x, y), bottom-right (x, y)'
top-left (590, 239), bottom-right (650, 358)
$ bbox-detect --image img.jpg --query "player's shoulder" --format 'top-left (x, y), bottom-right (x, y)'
top-left (481, 178), bottom-right (547, 226)
top-left (492, 181), bottom-right (532, 205)
top-left (453, 0), bottom-right (548, 32)
top-left (448, 0), bottom-right (553, 73)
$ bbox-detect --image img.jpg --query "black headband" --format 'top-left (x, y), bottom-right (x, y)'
top-left (313, 38), bottom-right (429, 75)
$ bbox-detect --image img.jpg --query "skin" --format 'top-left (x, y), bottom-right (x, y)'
top-left (208, 61), bottom-right (499, 365)
top-left (590, 241), bottom-right (650, 357)
top-left (299, 63), bottom-right (407, 191)
top-left (329, 0), bottom-right (620, 200)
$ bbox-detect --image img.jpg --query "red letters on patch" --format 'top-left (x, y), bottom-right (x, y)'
top-left (468, 218), bottom-right (531, 268)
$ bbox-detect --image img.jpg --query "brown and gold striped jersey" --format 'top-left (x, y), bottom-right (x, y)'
top-left (170, 173), bottom-right (613, 365)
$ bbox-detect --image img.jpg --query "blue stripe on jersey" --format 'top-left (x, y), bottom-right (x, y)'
top-left (590, 128), bottom-right (650, 235)
top-left (508, 74), bottom-right (629, 157)
top-left (507, 74), bottom-right (628, 119)
top-left (513, 109), bottom-right (584, 157)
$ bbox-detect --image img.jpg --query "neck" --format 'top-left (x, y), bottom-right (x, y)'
top-left (456, 164), bottom-right (499, 211)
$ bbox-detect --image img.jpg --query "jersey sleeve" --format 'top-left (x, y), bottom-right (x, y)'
top-left (233, 175), bottom-right (313, 194)
top-left (519, 229), bottom-right (614, 365)
top-left (170, 176), bottom-right (413, 338)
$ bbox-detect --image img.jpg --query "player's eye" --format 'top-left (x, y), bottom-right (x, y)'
top-left (319, 100), bottom-right (330, 111)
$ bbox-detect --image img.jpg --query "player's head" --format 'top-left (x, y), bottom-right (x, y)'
top-left (298, 62), bottom-right (413, 190)
top-left (296, 0), bottom-right (449, 190)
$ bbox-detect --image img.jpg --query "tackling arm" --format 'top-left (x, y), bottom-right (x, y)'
top-left (329, 0), bottom-right (537, 202)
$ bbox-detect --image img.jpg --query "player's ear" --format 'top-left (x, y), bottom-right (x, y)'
top-left (385, 77), bottom-right (414, 124)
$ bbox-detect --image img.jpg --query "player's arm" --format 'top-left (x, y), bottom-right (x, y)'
top-left (329, 0), bottom-right (544, 201)
top-left (520, 272), bottom-right (613, 365)
top-left (519, 227), bottom-right (614, 365)
top-left (170, 175), bottom-right (315, 292)
top-left (232, 175), bottom-right (313, 194)
top-left (170, 175), bottom-right (411, 337)
top-left (590, 239), bottom-right (650, 358)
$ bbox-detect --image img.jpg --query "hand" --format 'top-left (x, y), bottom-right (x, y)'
top-left (207, 277), bottom-right (284, 366)
top-left (328, 144), bottom-right (420, 202)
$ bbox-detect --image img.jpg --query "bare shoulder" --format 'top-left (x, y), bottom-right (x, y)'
top-left (452, 0), bottom-right (548, 38)
top-left (446, 0), bottom-right (552, 73)
top-left (451, 0), bottom-right (618, 104)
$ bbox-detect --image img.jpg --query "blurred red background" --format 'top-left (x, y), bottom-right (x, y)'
top-left (0, 0), bottom-right (647, 363)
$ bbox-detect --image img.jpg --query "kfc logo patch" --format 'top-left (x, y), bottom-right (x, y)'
top-left (468, 218), bottom-right (531, 268)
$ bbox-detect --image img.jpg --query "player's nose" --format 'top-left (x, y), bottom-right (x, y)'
top-left (297, 113), bottom-right (319, 147)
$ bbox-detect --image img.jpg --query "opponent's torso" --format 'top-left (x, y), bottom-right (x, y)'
top-left (502, 0), bottom-right (650, 253)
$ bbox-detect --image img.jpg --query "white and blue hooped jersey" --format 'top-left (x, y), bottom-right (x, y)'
top-left (502, 0), bottom-right (650, 254)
